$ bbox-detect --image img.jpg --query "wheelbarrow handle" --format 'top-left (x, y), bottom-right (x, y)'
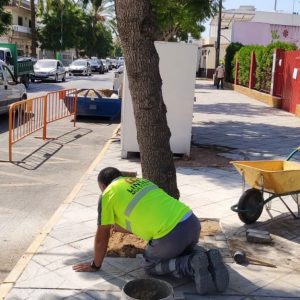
top-left (286, 146), bottom-right (300, 161)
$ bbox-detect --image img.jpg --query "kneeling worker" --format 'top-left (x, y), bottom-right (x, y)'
top-left (73, 167), bottom-right (229, 295)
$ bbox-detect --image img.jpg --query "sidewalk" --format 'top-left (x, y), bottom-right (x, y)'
top-left (2, 79), bottom-right (300, 299)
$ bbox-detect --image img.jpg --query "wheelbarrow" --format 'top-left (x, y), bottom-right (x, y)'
top-left (231, 147), bottom-right (300, 224)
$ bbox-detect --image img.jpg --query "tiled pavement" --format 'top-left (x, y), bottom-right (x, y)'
top-left (3, 80), bottom-right (300, 299)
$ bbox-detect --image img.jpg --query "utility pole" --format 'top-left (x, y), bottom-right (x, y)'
top-left (274, 0), bottom-right (277, 11)
top-left (215, 0), bottom-right (222, 69)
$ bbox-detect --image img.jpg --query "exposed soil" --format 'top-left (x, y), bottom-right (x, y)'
top-left (200, 219), bottom-right (222, 237)
top-left (106, 219), bottom-right (221, 258)
top-left (174, 144), bottom-right (232, 168)
top-left (106, 232), bottom-right (147, 258)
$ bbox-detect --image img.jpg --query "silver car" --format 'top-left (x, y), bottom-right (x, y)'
top-left (69, 59), bottom-right (92, 76)
top-left (33, 59), bottom-right (66, 82)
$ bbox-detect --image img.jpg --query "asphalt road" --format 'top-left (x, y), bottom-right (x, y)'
top-left (0, 71), bottom-right (119, 282)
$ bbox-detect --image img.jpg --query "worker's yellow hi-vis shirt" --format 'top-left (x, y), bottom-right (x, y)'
top-left (98, 177), bottom-right (191, 241)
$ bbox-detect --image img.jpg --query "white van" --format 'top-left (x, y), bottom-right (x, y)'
top-left (0, 60), bottom-right (27, 115)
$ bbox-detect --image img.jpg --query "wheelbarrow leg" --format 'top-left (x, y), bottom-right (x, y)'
top-left (278, 196), bottom-right (300, 219)
top-left (291, 194), bottom-right (300, 217)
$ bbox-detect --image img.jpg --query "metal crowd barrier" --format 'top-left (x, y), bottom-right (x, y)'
top-left (8, 89), bottom-right (77, 161)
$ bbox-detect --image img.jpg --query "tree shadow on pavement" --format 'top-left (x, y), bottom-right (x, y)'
top-left (13, 128), bottom-right (92, 170)
top-left (193, 102), bottom-right (290, 117)
top-left (191, 120), bottom-right (300, 160)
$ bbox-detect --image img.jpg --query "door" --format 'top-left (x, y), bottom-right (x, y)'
top-left (0, 69), bottom-right (9, 114)
top-left (57, 61), bottom-right (65, 79)
top-left (282, 50), bottom-right (300, 113)
top-left (2, 65), bottom-right (21, 106)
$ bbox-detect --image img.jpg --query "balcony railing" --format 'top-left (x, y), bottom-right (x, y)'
top-left (12, 25), bottom-right (31, 34)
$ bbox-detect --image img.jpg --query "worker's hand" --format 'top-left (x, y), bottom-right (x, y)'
top-left (72, 262), bottom-right (99, 272)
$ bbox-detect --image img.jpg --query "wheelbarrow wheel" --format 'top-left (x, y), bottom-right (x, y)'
top-left (238, 188), bottom-right (264, 224)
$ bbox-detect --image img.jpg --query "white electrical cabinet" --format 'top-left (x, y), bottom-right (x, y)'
top-left (121, 42), bottom-right (198, 158)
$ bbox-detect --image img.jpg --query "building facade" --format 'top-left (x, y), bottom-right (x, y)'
top-left (199, 5), bottom-right (300, 78)
top-left (0, 0), bottom-right (32, 56)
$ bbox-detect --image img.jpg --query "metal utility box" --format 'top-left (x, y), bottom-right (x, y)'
top-left (121, 42), bottom-right (198, 158)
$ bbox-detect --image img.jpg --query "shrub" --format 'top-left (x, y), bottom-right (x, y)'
top-left (234, 41), bottom-right (297, 93)
top-left (224, 42), bottom-right (243, 83)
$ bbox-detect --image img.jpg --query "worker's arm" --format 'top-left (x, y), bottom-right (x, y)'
top-left (72, 224), bottom-right (111, 272)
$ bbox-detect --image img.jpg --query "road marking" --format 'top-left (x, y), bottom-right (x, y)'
top-left (0, 183), bottom-right (53, 187)
top-left (0, 171), bottom-right (55, 185)
top-left (0, 124), bottom-right (120, 299)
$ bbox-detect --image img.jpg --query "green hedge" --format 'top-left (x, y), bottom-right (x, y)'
top-left (255, 41), bottom-right (297, 92)
top-left (224, 42), bottom-right (243, 83)
top-left (231, 41), bottom-right (297, 93)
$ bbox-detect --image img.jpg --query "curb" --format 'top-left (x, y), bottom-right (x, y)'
top-left (0, 125), bottom-right (121, 300)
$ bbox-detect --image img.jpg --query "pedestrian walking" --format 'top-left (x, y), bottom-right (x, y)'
top-left (73, 167), bottom-right (229, 295)
top-left (215, 64), bottom-right (225, 89)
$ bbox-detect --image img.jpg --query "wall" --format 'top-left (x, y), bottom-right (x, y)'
top-left (232, 22), bottom-right (270, 45)
top-left (253, 11), bottom-right (300, 26)
top-left (199, 43), bottom-right (227, 78)
top-left (232, 21), bottom-right (300, 47)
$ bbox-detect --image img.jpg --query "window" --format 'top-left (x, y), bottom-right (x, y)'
top-left (3, 66), bottom-right (15, 84)
top-left (18, 16), bottom-right (23, 26)
top-left (29, 20), bottom-right (31, 28)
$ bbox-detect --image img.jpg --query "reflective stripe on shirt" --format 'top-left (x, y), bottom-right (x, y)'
top-left (124, 184), bottom-right (158, 230)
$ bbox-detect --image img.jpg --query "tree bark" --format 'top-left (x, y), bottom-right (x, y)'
top-left (115, 0), bottom-right (179, 199)
top-left (30, 0), bottom-right (37, 57)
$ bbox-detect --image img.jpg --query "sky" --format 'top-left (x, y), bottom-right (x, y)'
top-left (202, 0), bottom-right (300, 37)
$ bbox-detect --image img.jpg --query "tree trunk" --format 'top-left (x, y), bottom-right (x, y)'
top-left (30, 0), bottom-right (37, 57)
top-left (115, 0), bottom-right (179, 199)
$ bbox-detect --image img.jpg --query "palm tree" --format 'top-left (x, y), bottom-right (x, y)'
top-left (88, 0), bottom-right (117, 35)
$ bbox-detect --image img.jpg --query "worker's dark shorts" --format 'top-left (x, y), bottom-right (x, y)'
top-left (144, 213), bottom-right (200, 265)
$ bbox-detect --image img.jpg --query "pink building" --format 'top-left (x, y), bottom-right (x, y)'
top-left (199, 6), bottom-right (300, 78)
top-left (232, 22), bottom-right (300, 47)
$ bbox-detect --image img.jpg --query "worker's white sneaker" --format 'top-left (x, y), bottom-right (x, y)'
top-left (207, 249), bottom-right (229, 292)
top-left (190, 252), bottom-right (209, 295)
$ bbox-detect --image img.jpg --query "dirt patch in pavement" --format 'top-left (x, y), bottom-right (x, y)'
top-left (106, 232), bottom-right (147, 258)
top-left (200, 219), bottom-right (222, 237)
top-left (174, 144), bottom-right (232, 168)
top-left (227, 217), bottom-right (300, 269)
top-left (106, 219), bottom-right (222, 258)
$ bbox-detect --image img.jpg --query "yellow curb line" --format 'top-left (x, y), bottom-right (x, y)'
top-left (0, 125), bottom-right (121, 299)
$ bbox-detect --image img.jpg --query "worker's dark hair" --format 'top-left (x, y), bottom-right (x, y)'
top-left (98, 167), bottom-right (122, 187)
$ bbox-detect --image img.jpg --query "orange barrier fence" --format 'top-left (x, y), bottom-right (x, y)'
top-left (9, 89), bottom-right (77, 161)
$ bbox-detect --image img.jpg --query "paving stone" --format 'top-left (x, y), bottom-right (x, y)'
top-left (86, 290), bottom-right (122, 299)
top-left (250, 279), bottom-right (300, 298)
top-left (6, 288), bottom-right (96, 300)
top-left (32, 243), bottom-right (90, 271)
top-left (50, 219), bottom-right (96, 244)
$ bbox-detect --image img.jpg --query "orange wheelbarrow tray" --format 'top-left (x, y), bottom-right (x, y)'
top-left (231, 147), bottom-right (300, 224)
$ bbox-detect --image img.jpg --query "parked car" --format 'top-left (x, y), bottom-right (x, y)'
top-left (106, 57), bottom-right (113, 70)
top-left (110, 58), bottom-right (117, 69)
top-left (101, 59), bottom-right (109, 72)
top-left (32, 59), bottom-right (66, 82)
top-left (0, 60), bottom-right (27, 115)
top-left (69, 59), bottom-right (91, 76)
top-left (89, 58), bottom-right (104, 74)
top-left (116, 57), bottom-right (124, 68)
